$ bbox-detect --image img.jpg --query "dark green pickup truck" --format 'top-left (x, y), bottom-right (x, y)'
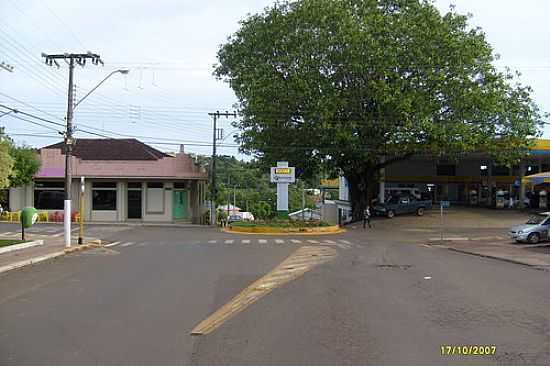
top-left (374, 196), bottom-right (433, 218)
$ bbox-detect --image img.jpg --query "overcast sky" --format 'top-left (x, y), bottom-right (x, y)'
top-left (1, 0), bottom-right (549, 157)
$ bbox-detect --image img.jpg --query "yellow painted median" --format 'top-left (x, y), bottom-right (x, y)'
top-left (225, 224), bottom-right (345, 235)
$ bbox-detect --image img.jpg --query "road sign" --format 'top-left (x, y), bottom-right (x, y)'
top-left (270, 166), bottom-right (295, 183)
top-left (440, 201), bottom-right (450, 209)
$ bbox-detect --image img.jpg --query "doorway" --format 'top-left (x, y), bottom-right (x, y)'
top-left (127, 183), bottom-right (142, 219)
top-left (173, 190), bottom-right (188, 220)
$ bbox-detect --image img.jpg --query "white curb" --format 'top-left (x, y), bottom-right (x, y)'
top-left (0, 240), bottom-right (44, 255)
top-left (0, 250), bottom-right (65, 275)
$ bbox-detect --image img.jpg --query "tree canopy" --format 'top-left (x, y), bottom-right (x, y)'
top-left (215, 0), bottom-right (543, 218)
top-left (0, 129), bottom-right (40, 189)
top-left (0, 131), bottom-right (14, 189)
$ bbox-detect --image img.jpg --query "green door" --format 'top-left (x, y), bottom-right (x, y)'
top-left (173, 190), bottom-right (188, 220)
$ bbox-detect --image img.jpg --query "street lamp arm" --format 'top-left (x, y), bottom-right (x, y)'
top-left (73, 69), bottom-right (129, 110)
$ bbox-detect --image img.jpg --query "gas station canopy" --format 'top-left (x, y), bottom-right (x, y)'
top-left (522, 172), bottom-right (550, 185)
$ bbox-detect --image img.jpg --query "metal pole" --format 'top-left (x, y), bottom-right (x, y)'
top-left (301, 180), bottom-right (305, 221)
top-left (64, 57), bottom-right (75, 248)
top-left (210, 112), bottom-right (218, 226)
top-left (78, 177), bottom-right (85, 244)
top-left (227, 175), bottom-right (230, 219)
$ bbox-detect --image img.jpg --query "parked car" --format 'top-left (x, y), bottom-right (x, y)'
top-left (227, 214), bottom-right (242, 223)
top-left (509, 213), bottom-right (550, 244)
top-left (374, 195), bottom-right (432, 218)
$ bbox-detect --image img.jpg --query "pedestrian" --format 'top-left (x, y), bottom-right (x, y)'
top-left (363, 206), bottom-right (372, 229)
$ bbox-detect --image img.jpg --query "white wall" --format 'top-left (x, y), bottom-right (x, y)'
top-left (143, 182), bottom-right (173, 222)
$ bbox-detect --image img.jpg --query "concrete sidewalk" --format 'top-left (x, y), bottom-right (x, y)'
top-left (0, 235), bottom-right (101, 275)
top-left (431, 239), bottom-right (550, 267)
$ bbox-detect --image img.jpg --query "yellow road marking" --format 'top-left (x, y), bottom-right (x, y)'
top-left (190, 246), bottom-right (337, 336)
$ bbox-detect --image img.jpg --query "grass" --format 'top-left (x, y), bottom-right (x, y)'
top-left (230, 220), bottom-right (331, 228)
top-left (0, 239), bottom-right (25, 248)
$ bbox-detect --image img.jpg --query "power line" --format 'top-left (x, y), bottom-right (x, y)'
top-left (4, 113), bottom-right (63, 133)
top-left (0, 104), bottom-right (66, 127)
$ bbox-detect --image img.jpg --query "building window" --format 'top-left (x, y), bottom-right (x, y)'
top-left (437, 164), bottom-right (456, 176)
top-left (34, 181), bottom-right (65, 209)
top-left (92, 182), bottom-right (117, 211)
top-left (146, 182), bottom-right (164, 213)
top-left (174, 182), bottom-right (187, 189)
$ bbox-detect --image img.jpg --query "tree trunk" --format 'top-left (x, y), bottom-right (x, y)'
top-left (346, 168), bottom-right (377, 222)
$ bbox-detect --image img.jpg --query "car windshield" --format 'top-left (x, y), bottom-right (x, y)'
top-left (526, 215), bottom-right (547, 224)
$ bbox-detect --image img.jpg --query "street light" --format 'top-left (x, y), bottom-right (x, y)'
top-left (73, 68), bottom-right (128, 245)
top-left (73, 69), bottom-right (129, 110)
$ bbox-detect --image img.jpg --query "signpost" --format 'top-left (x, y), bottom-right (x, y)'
top-left (440, 200), bottom-right (450, 244)
top-left (270, 162), bottom-right (295, 218)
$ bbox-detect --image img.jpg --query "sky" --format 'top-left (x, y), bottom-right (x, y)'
top-left (1, 0), bottom-right (549, 158)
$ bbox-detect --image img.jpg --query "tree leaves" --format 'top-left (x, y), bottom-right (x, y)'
top-left (215, 0), bottom-right (542, 215)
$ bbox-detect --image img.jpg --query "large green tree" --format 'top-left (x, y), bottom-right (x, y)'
top-left (215, 0), bottom-right (543, 219)
top-left (8, 145), bottom-right (41, 187)
top-left (0, 129), bottom-right (40, 188)
top-left (0, 130), bottom-right (14, 188)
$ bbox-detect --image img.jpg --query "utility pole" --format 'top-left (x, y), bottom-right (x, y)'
top-left (42, 52), bottom-right (103, 247)
top-left (227, 175), bottom-right (231, 220)
top-left (208, 110), bottom-right (237, 226)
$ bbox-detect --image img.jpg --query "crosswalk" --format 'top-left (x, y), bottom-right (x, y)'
top-left (103, 238), bottom-right (355, 250)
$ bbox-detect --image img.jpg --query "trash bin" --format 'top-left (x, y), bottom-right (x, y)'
top-left (21, 207), bottom-right (38, 229)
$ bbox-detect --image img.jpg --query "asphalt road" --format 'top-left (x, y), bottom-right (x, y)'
top-left (1, 223), bottom-right (550, 365)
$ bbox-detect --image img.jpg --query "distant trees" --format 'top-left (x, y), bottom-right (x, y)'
top-left (199, 155), bottom-right (316, 219)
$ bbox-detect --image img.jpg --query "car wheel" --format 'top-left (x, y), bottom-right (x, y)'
top-left (387, 210), bottom-right (395, 218)
top-left (416, 207), bottom-right (425, 216)
top-left (527, 233), bottom-right (540, 244)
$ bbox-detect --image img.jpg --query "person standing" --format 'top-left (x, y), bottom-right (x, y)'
top-left (363, 206), bottom-right (372, 229)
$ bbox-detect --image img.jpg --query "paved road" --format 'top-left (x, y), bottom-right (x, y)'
top-left (1, 223), bottom-right (550, 365)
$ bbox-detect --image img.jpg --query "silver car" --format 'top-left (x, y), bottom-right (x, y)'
top-left (509, 213), bottom-right (550, 244)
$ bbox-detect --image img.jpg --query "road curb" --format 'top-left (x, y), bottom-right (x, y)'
top-left (444, 246), bottom-right (538, 268)
top-left (224, 225), bottom-right (346, 235)
top-left (0, 239), bottom-right (44, 255)
top-left (0, 239), bottom-right (103, 275)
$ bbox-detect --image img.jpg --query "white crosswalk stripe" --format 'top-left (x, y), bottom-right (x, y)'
top-left (307, 239), bottom-right (319, 244)
top-left (242, 240), bottom-right (250, 244)
top-left (290, 239), bottom-right (302, 244)
top-left (323, 240), bottom-right (336, 244)
top-left (225, 240), bottom-right (234, 244)
top-left (120, 242), bottom-right (136, 247)
top-left (208, 240), bottom-right (217, 244)
top-left (275, 239), bottom-right (285, 244)
top-left (259, 239), bottom-right (267, 244)
top-left (339, 240), bottom-right (352, 244)
top-left (104, 241), bottom-right (121, 248)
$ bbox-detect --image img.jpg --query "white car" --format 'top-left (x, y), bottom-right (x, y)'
top-left (509, 213), bottom-right (550, 244)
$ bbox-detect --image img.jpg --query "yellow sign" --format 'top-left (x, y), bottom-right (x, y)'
top-left (275, 168), bottom-right (291, 175)
top-left (320, 178), bottom-right (339, 187)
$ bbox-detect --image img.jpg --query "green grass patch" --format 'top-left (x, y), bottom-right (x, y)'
top-left (230, 220), bottom-right (331, 228)
top-left (0, 239), bottom-right (25, 248)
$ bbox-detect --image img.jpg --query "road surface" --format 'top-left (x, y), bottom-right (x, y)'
top-left (1, 223), bottom-right (549, 365)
